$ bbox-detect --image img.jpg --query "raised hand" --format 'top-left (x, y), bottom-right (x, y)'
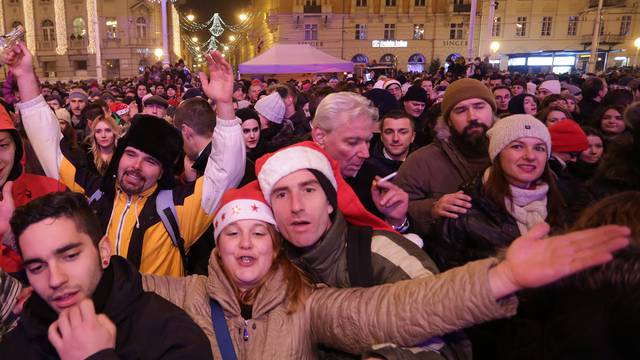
top-left (1, 42), bottom-right (33, 78)
top-left (48, 299), bottom-right (117, 360)
top-left (199, 51), bottom-right (234, 120)
top-left (488, 223), bottom-right (631, 299)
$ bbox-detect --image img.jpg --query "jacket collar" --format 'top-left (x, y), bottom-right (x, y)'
top-left (206, 250), bottom-right (288, 320)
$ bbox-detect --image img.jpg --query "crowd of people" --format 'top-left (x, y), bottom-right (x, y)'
top-left (0, 42), bottom-right (638, 359)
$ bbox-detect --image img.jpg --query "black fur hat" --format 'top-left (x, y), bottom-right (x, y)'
top-left (102, 114), bottom-right (183, 190)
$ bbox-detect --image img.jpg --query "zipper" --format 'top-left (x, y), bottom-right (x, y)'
top-left (243, 320), bottom-right (249, 341)
top-left (114, 196), bottom-right (132, 255)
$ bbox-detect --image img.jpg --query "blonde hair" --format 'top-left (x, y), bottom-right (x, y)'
top-left (215, 223), bottom-right (313, 313)
top-left (312, 91), bottom-right (379, 132)
top-left (87, 115), bottom-right (122, 175)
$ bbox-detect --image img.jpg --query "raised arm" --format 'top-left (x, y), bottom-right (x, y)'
top-left (4, 42), bottom-right (62, 179)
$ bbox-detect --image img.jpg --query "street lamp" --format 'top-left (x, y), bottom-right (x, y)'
top-left (154, 48), bottom-right (164, 59)
top-left (223, 45), bottom-right (229, 51)
top-left (191, 36), bottom-right (198, 42)
top-left (490, 41), bottom-right (500, 54)
top-left (229, 35), bottom-right (236, 42)
top-left (239, 13), bottom-right (248, 22)
top-left (186, 14), bottom-right (195, 22)
top-left (634, 37), bottom-right (640, 67)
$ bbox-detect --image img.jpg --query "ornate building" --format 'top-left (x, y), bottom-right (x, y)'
top-left (234, 0), bottom-right (638, 74)
top-left (0, 0), bottom-right (182, 80)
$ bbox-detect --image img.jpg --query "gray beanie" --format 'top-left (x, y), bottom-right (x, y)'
top-left (486, 114), bottom-right (551, 162)
top-left (254, 92), bottom-right (286, 124)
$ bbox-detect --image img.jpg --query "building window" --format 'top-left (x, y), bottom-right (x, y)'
top-left (516, 16), bottom-right (527, 37)
top-left (305, 0), bottom-right (318, 4)
top-left (620, 15), bottom-right (631, 35)
top-left (356, 0), bottom-right (367, 6)
top-left (105, 18), bottom-right (118, 39)
top-left (74, 60), bottom-right (88, 71)
top-left (413, 24), bottom-right (424, 40)
top-left (72, 17), bottom-right (86, 37)
top-left (599, 20), bottom-right (605, 35)
top-left (42, 19), bottom-right (55, 42)
top-left (492, 17), bottom-right (501, 37)
top-left (541, 16), bottom-right (552, 36)
top-left (136, 17), bottom-right (147, 39)
top-left (384, 24), bottom-right (396, 40)
top-left (450, 23), bottom-right (463, 39)
top-left (355, 24), bottom-right (367, 40)
top-left (567, 16), bottom-right (578, 36)
top-left (385, 0), bottom-right (397, 6)
top-left (304, 24), bottom-right (318, 40)
top-left (415, 0), bottom-right (426, 5)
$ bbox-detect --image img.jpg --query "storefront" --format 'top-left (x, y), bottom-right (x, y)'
top-left (407, 53), bottom-right (426, 72)
top-left (506, 50), bottom-right (609, 74)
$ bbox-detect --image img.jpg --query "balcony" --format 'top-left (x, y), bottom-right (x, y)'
top-left (38, 40), bottom-right (56, 51)
top-left (128, 37), bottom-right (157, 46)
top-left (69, 38), bottom-right (88, 49)
top-left (103, 37), bottom-right (122, 48)
top-left (303, 4), bottom-right (322, 13)
top-left (453, 3), bottom-right (471, 12)
top-left (581, 33), bottom-right (625, 46)
top-left (588, 0), bottom-right (625, 7)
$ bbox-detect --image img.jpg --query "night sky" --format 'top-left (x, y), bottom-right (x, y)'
top-left (179, 0), bottom-right (252, 43)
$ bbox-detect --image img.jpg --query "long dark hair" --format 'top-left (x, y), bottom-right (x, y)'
top-left (483, 153), bottom-right (565, 228)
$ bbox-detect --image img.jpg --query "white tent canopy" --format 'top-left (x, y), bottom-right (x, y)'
top-left (238, 44), bottom-right (354, 74)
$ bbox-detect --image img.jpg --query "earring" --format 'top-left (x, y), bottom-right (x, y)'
top-left (103, 259), bottom-right (109, 267)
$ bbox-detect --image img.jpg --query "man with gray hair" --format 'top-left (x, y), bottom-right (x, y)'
top-left (311, 91), bottom-right (410, 232)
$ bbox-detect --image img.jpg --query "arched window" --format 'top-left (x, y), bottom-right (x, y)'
top-left (42, 19), bottom-right (55, 42)
top-left (407, 53), bottom-right (425, 72)
top-left (380, 53), bottom-right (397, 64)
top-left (136, 17), bottom-right (147, 39)
top-left (351, 54), bottom-right (369, 64)
top-left (72, 17), bottom-right (86, 38)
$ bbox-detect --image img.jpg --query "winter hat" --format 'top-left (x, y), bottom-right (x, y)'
top-left (487, 114), bottom-right (551, 162)
top-left (103, 114), bottom-right (183, 190)
top-left (213, 181), bottom-right (276, 239)
top-left (383, 79), bottom-right (402, 90)
top-left (561, 83), bottom-right (582, 97)
top-left (143, 95), bottom-right (169, 109)
top-left (68, 89), bottom-right (88, 102)
top-left (508, 93), bottom-right (537, 115)
top-left (402, 85), bottom-right (428, 104)
top-left (539, 80), bottom-right (561, 95)
top-left (255, 141), bottom-right (393, 232)
top-left (254, 92), bottom-right (286, 124)
top-left (182, 88), bottom-right (203, 100)
top-left (109, 102), bottom-right (130, 116)
top-left (363, 88), bottom-right (401, 119)
top-left (441, 78), bottom-right (496, 121)
top-left (526, 82), bottom-right (538, 95)
top-left (54, 108), bottom-right (72, 125)
top-left (548, 119), bottom-right (588, 153)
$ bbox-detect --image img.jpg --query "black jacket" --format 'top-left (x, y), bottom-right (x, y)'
top-left (429, 176), bottom-right (520, 271)
top-left (0, 256), bottom-right (212, 360)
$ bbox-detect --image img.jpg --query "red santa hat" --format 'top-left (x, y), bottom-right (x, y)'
top-left (213, 181), bottom-right (276, 239)
top-left (255, 141), bottom-right (393, 232)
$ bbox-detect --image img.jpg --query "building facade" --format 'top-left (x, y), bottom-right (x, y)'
top-left (234, 0), bottom-right (638, 74)
top-left (0, 0), bottom-right (182, 81)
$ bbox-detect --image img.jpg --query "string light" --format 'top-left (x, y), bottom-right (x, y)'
top-left (0, 1), bottom-right (4, 39)
top-left (54, 0), bottom-right (68, 55)
top-left (171, 3), bottom-right (181, 58)
top-left (86, 0), bottom-right (97, 54)
top-left (22, 0), bottom-right (35, 54)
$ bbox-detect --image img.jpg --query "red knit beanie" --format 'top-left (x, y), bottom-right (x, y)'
top-left (548, 120), bottom-right (588, 153)
top-left (255, 141), bottom-right (393, 232)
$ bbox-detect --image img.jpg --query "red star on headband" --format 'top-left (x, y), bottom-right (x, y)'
top-left (251, 204), bottom-right (259, 212)
top-left (214, 220), bottom-right (218, 227)
top-left (221, 213), bottom-right (226, 221)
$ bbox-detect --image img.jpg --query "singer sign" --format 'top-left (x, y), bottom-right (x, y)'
top-left (372, 40), bottom-right (408, 48)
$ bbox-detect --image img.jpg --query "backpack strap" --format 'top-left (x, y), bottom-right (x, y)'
top-left (155, 189), bottom-right (187, 269)
top-left (346, 224), bottom-right (375, 287)
top-left (210, 298), bottom-right (238, 360)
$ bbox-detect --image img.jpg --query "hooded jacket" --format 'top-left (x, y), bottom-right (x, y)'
top-left (142, 250), bottom-right (517, 359)
top-left (17, 95), bottom-right (245, 276)
top-left (0, 105), bottom-right (67, 273)
top-left (0, 256), bottom-right (213, 360)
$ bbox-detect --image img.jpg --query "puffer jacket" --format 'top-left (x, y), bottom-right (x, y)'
top-left (429, 176), bottom-right (520, 271)
top-left (18, 95), bottom-right (245, 276)
top-left (143, 251), bottom-right (518, 359)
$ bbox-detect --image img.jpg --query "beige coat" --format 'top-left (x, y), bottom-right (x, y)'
top-left (142, 254), bottom-right (517, 359)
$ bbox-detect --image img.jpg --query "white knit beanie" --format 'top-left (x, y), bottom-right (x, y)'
top-left (254, 92), bottom-right (286, 124)
top-left (539, 80), bottom-right (561, 94)
top-left (486, 114), bottom-right (551, 162)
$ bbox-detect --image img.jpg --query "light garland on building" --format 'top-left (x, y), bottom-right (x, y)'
top-left (180, 12), bottom-right (257, 53)
top-left (54, 0), bottom-right (67, 55)
top-left (171, 3), bottom-right (181, 59)
top-left (0, 0), bottom-right (5, 35)
top-left (22, 0), bottom-right (35, 54)
top-left (86, 0), bottom-right (97, 54)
